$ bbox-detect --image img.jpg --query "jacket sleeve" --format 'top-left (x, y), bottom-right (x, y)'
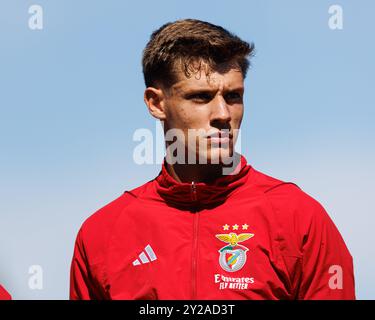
top-left (297, 199), bottom-right (356, 300)
top-left (0, 285), bottom-right (11, 300)
top-left (70, 228), bottom-right (91, 299)
top-left (70, 228), bottom-right (105, 300)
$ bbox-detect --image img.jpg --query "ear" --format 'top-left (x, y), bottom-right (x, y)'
top-left (144, 87), bottom-right (167, 120)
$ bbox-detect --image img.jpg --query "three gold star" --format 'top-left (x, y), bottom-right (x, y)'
top-left (222, 223), bottom-right (250, 231)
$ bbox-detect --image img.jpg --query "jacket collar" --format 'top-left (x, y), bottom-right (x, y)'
top-left (155, 153), bottom-right (251, 211)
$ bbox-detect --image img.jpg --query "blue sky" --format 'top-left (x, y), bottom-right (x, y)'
top-left (0, 0), bottom-right (374, 299)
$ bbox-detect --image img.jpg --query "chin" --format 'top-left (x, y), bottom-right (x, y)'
top-left (196, 147), bottom-right (234, 165)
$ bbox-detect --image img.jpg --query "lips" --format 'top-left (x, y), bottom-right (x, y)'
top-left (206, 131), bottom-right (232, 145)
top-left (206, 131), bottom-right (232, 139)
top-left (209, 137), bottom-right (230, 144)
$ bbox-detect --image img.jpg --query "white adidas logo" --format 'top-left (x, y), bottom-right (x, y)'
top-left (132, 244), bottom-right (157, 266)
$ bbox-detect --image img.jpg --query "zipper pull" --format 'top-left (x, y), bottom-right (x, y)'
top-left (191, 181), bottom-right (197, 202)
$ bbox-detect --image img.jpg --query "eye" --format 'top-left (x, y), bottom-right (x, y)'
top-left (224, 92), bottom-right (242, 103)
top-left (187, 93), bottom-right (212, 103)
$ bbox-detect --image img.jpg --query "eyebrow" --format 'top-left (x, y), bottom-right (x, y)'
top-left (181, 86), bottom-right (244, 96)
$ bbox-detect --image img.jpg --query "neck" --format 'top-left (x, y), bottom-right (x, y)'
top-left (165, 152), bottom-right (241, 184)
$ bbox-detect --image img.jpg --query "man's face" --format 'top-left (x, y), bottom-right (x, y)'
top-left (162, 64), bottom-right (245, 164)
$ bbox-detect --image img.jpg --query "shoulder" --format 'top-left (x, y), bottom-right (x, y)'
top-left (251, 168), bottom-right (343, 255)
top-left (251, 167), bottom-right (330, 227)
top-left (75, 180), bottom-right (153, 259)
top-left (80, 181), bottom-right (152, 233)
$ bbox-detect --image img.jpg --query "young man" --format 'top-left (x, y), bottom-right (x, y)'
top-left (70, 19), bottom-right (355, 300)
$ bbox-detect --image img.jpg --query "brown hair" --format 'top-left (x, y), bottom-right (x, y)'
top-left (142, 19), bottom-right (255, 88)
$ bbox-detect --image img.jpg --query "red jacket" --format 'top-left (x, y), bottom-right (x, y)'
top-left (0, 285), bottom-right (11, 300)
top-left (70, 155), bottom-right (355, 300)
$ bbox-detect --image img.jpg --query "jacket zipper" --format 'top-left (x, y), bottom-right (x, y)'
top-left (191, 181), bottom-right (197, 201)
top-left (191, 181), bottom-right (199, 299)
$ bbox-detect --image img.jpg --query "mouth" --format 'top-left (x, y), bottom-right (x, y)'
top-left (205, 131), bottom-right (233, 145)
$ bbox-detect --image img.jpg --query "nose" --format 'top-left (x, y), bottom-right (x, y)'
top-left (210, 95), bottom-right (231, 127)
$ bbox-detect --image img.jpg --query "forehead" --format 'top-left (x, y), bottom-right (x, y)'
top-left (170, 66), bottom-right (244, 94)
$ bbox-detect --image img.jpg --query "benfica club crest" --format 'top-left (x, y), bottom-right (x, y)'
top-left (216, 229), bottom-right (254, 273)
